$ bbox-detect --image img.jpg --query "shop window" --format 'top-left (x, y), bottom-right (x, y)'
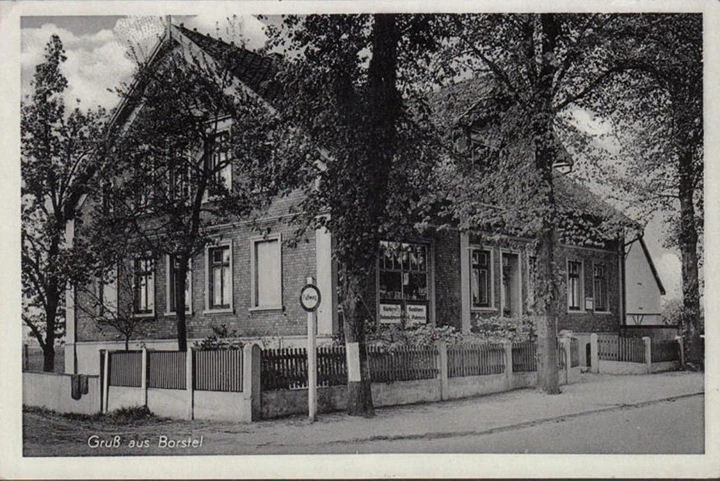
top-left (378, 241), bottom-right (429, 325)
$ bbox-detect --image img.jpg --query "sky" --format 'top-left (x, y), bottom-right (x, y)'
top-left (19, 15), bottom-right (684, 303)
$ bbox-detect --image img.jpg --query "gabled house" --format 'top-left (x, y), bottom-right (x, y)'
top-left (622, 236), bottom-right (668, 335)
top-left (66, 23), bottom-right (659, 375)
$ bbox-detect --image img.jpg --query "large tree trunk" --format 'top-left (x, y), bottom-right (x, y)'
top-left (532, 14), bottom-right (561, 394)
top-left (43, 292), bottom-right (58, 372)
top-left (678, 148), bottom-right (702, 368)
top-left (341, 266), bottom-right (374, 417)
top-left (340, 14), bottom-right (401, 417)
top-left (175, 255), bottom-right (189, 352)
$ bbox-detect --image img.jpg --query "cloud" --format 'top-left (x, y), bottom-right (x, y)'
top-left (22, 15), bottom-right (269, 112)
top-left (21, 21), bottom-right (134, 110)
top-left (182, 14), bottom-right (268, 50)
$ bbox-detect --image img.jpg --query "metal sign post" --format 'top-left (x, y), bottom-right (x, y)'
top-left (300, 278), bottom-right (321, 422)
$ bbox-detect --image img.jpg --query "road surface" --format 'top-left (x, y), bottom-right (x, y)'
top-left (311, 394), bottom-right (704, 454)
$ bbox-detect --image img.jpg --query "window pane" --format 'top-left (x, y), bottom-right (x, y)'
top-left (213, 266), bottom-right (223, 306)
top-left (256, 240), bottom-right (281, 306)
top-left (222, 263), bottom-right (231, 306)
top-left (471, 249), bottom-right (490, 308)
top-left (379, 271), bottom-right (402, 300)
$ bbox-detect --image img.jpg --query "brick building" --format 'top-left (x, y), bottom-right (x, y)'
top-left (65, 23), bottom-right (660, 374)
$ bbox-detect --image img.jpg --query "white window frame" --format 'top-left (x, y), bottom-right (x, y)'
top-left (377, 239), bottom-right (433, 326)
top-left (567, 259), bottom-right (583, 314)
top-left (250, 234), bottom-right (283, 311)
top-left (470, 246), bottom-right (496, 311)
top-left (203, 117), bottom-right (233, 201)
top-left (527, 253), bottom-right (536, 313)
top-left (132, 256), bottom-right (155, 318)
top-left (499, 249), bottom-right (523, 318)
top-left (592, 261), bottom-right (610, 314)
top-left (165, 255), bottom-right (193, 315)
top-left (204, 240), bottom-right (234, 314)
top-left (96, 267), bottom-right (118, 318)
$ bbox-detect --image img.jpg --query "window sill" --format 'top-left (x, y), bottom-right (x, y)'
top-left (471, 307), bottom-right (498, 312)
top-left (249, 306), bottom-right (283, 313)
top-left (592, 310), bottom-right (612, 315)
top-left (204, 308), bottom-right (233, 315)
top-left (164, 311), bottom-right (193, 317)
top-left (567, 309), bottom-right (584, 315)
top-left (132, 312), bottom-right (155, 319)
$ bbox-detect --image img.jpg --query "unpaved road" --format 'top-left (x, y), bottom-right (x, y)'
top-left (23, 393), bottom-right (703, 456)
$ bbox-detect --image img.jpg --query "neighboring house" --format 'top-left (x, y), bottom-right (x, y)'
top-left (621, 236), bottom-right (671, 339)
top-left (65, 23), bottom-right (657, 374)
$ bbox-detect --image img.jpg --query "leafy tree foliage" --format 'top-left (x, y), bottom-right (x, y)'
top-left (264, 14), bottom-right (443, 415)
top-left (427, 14), bottom-right (646, 392)
top-left (21, 35), bottom-right (107, 372)
top-left (74, 257), bottom-right (151, 351)
top-left (577, 14), bottom-right (703, 368)
top-left (89, 27), bottom-right (288, 351)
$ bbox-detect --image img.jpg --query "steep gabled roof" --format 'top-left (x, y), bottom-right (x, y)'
top-left (176, 25), bottom-right (282, 104)
top-left (430, 75), bottom-right (638, 235)
top-left (635, 235), bottom-right (667, 295)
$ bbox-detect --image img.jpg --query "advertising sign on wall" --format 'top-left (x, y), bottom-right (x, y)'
top-left (379, 303), bottom-right (402, 324)
top-left (406, 304), bottom-right (427, 326)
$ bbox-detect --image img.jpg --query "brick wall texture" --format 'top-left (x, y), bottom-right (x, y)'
top-left (76, 223), bottom-right (622, 343)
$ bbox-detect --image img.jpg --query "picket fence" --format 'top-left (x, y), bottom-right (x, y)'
top-left (651, 340), bottom-right (681, 363)
top-left (107, 349), bottom-right (243, 392)
top-left (598, 335), bottom-right (646, 363)
top-left (447, 344), bottom-right (505, 377)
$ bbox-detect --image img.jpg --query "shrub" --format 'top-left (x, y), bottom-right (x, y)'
top-left (469, 314), bottom-right (536, 343)
top-left (193, 324), bottom-right (244, 350)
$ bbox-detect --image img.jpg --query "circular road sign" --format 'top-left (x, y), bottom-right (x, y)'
top-left (300, 284), bottom-right (321, 312)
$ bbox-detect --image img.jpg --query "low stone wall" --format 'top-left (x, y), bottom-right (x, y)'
top-left (598, 360), bottom-right (648, 375)
top-left (510, 372), bottom-right (537, 390)
top-left (147, 388), bottom-right (187, 419)
top-left (649, 361), bottom-right (680, 373)
top-left (373, 378), bottom-right (441, 407)
top-left (446, 374), bottom-right (507, 400)
top-left (23, 372), bottom-right (100, 415)
top-left (261, 385), bottom-right (346, 419)
top-left (194, 390), bottom-right (253, 422)
top-left (107, 386), bottom-right (144, 411)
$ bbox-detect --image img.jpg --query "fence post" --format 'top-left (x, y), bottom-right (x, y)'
top-left (590, 334), bottom-right (599, 374)
top-left (503, 341), bottom-right (513, 390)
top-left (185, 347), bottom-right (193, 420)
top-left (437, 341), bottom-right (448, 401)
top-left (23, 343), bottom-right (28, 371)
top-left (141, 347), bottom-right (148, 407)
top-left (643, 336), bottom-right (652, 374)
top-left (561, 338), bottom-right (571, 384)
top-left (675, 335), bottom-right (685, 369)
top-left (102, 349), bottom-right (110, 413)
top-left (244, 343), bottom-right (262, 421)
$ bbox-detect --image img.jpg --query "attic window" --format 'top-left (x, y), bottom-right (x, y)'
top-left (207, 130), bottom-right (232, 194)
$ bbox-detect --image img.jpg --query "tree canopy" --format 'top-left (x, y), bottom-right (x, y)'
top-left (21, 34), bottom-right (107, 371)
